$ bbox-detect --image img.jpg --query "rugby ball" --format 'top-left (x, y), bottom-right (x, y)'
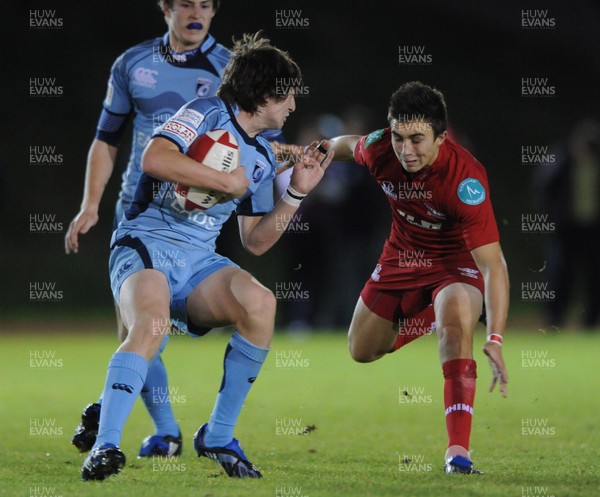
top-left (175, 129), bottom-right (239, 211)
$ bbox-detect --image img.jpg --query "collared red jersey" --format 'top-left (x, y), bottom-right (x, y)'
top-left (114, 97), bottom-right (276, 253)
top-left (98, 33), bottom-right (230, 204)
top-left (354, 128), bottom-right (499, 269)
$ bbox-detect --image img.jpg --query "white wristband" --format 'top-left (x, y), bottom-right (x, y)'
top-left (281, 185), bottom-right (306, 207)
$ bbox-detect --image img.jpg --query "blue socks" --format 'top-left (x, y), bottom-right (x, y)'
top-left (140, 354), bottom-right (180, 436)
top-left (95, 352), bottom-right (148, 448)
top-left (204, 331), bottom-right (269, 447)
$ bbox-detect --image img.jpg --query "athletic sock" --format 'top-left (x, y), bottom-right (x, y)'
top-left (95, 352), bottom-right (148, 448)
top-left (442, 358), bottom-right (477, 451)
top-left (392, 305), bottom-right (436, 352)
top-left (204, 331), bottom-right (269, 447)
top-left (140, 336), bottom-right (179, 436)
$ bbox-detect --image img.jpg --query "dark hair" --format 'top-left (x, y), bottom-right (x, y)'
top-left (387, 81), bottom-right (448, 137)
top-left (217, 32), bottom-right (302, 114)
top-left (158, 0), bottom-right (220, 11)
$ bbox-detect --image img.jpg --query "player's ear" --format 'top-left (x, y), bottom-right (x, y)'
top-left (161, 0), bottom-right (172, 19)
top-left (436, 130), bottom-right (448, 145)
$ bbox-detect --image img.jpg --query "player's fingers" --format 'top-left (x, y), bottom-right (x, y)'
top-left (320, 149), bottom-right (335, 170)
top-left (500, 377), bottom-right (508, 397)
top-left (65, 221), bottom-right (79, 254)
top-left (304, 141), bottom-right (319, 156)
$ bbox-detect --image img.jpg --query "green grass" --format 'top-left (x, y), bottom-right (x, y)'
top-left (0, 328), bottom-right (598, 496)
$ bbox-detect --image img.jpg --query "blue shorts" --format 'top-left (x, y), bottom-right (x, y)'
top-left (113, 198), bottom-right (128, 230)
top-left (108, 232), bottom-right (238, 336)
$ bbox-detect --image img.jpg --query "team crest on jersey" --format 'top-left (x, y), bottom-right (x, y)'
top-left (381, 181), bottom-right (398, 200)
top-left (457, 178), bottom-right (486, 206)
top-left (196, 78), bottom-right (213, 97)
top-left (365, 129), bottom-right (385, 148)
top-left (252, 160), bottom-right (267, 182)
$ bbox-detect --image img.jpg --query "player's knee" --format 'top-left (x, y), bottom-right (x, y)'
top-left (244, 285), bottom-right (277, 322)
top-left (437, 324), bottom-right (465, 355)
top-left (348, 338), bottom-right (380, 363)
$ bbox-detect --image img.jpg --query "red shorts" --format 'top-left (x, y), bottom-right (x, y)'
top-left (360, 260), bottom-right (485, 323)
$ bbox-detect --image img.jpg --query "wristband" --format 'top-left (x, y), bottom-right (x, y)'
top-left (281, 185), bottom-right (307, 207)
top-left (486, 333), bottom-right (503, 347)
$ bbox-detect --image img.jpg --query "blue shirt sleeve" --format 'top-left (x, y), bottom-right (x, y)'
top-left (154, 99), bottom-right (220, 152)
top-left (237, 175), bottom-right (275, 216)
top-left (95, 54), bottom-right (133, 145)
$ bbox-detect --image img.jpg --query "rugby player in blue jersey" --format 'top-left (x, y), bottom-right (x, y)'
top-left (65, 0), bottom-right (230, 458)
top-left (81, 32), bottom-right (333, 481)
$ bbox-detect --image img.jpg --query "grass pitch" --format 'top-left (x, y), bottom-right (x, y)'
top-left (0, 327), bottom-right (598, 497)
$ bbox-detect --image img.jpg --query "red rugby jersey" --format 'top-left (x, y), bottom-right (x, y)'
top-left (354, 128), bottom-right (499, 268)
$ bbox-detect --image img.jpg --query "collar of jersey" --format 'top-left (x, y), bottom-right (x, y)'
top-left (161, 32), bottom-right (217, 55)
top-left (224, 102), bottom-right (258, 146)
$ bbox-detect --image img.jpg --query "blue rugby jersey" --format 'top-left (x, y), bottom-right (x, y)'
top-left (96, 33), bottom-right (230, 205)
top-left (114, 97), bottom-right (277, 252)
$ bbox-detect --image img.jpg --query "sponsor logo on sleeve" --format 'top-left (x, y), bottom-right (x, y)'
top-left (161, 121), bottom-right (197, 147)
top-left (365, 129), bottom-right (385, 148)
top-left (457, 178), bottom-right (486, 206)
top-left (175, 108), bottom-right (205, 128)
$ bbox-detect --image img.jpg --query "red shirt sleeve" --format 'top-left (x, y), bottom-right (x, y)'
top-left (353, 135), bottom-right (369, 166)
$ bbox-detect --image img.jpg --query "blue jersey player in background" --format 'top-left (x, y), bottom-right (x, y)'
top-left (65, 0), bottom-right (229, 458)
top-left (81, 32), bottom-right (334, 481)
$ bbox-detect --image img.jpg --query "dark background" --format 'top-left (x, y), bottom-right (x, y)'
top-left (3, 0), bottom-right (599, 328)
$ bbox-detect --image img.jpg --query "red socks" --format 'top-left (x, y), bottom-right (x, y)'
top-left (442, 358), bottom-right (477, 450)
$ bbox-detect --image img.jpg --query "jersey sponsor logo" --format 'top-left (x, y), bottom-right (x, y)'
top-left (457, 178), bottom-right (486, 206)
top-left (423, 202), bottom-right (447, 220)
top-left (196, 77), bottom-right (213, 97)
top-left (371, 263), bottom-right (382, 282)
top-left (381, 180), bottom-right (398, 200)
top-left (175, 108), bottom-right (205, 128)
top-left (365, 129), bottom-right (385, 148)
top-left (396, 209), bottom-right (442, 230)
top-left (133, 67), bottom-right (158, 88)
top-left (252, 160), bottom-right (267, 182)
top-left (162, 120), bottom-right (197, 147)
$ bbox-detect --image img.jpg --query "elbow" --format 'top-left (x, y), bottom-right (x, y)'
top-left (141, 144), bottom-right (160, 176)
top-left (244, 243), bottom-right (268, 257)
top-left (242, 238), bottom-right (269, 256)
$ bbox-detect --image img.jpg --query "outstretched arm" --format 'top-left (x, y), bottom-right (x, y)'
top-left (271, 134), bottom-right (362, 175)
top-left (239, 141), bottom-right (334, 255)
top-left (328, 135), bottom-right (362, 161)
top-left (471, 241), bottom-right (510, 397)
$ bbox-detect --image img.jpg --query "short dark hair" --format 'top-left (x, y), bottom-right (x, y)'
top-left (158, 0), bottom-right (220, 11)
top-left (387, 81), bottom-right (448, 137)
top-left (217, 32), bottom-right (302, 114)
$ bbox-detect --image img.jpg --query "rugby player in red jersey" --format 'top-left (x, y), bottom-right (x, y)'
top-left (327, 81), bottom-right (509, 473)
